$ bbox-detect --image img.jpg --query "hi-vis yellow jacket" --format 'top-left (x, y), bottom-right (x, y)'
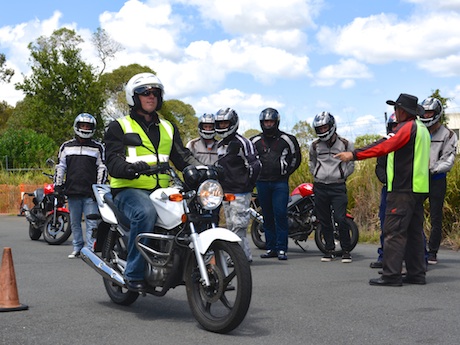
top-left (110, 115), bottom-right (173, 190)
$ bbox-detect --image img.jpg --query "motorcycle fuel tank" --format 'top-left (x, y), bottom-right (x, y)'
top-left (291, 182), bottom-right (314, 197)
top-left (150, 187), bottom-right (184, 230)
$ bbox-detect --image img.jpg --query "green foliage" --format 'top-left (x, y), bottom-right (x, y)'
top-left (14, 28), bottom-right (105, 145)
top-left (354, 134), bottom-right (382, 149)
top-left (0, 53), bottom-right (14, 83)
top-left (292, 120), bottom-right (315, 154)
top-left (0, 128), bottom-right (57, 169)
top-left (160, 99), bottom-right (198, 144)
top-left (0, 101), bottom-right (13, 132)
top-left (99, 64), bottom-right (156, 121)
top-left (243, 128), bottom-right (261, 138)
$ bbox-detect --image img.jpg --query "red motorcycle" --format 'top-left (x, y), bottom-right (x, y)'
top-left (19, 170), bottom-right (72, 245)
top-left (249, 182), bottom-right (359, 256)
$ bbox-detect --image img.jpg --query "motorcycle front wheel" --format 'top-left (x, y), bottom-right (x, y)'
top-left (314, 217), bottom-right (359, 256)
top-left (43, 212), bottom-right (72, 245)
top-left (249, 207), bottom-right (266, 250)
top-left (102, 230), bottom-right (139, 306)
top-left (185, 240), bottom-right (252, 334)
top-left (29, 223), bottom-right (42, 240)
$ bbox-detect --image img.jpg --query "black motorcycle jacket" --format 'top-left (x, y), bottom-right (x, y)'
top-left (216, 133), bottom-right (262, 193)
top-left (251, 129), bottom-right (301, 182)
top-left (54, 138), bottom-right (107, 197)
top-left (104, 109), bottom-right (201, 195)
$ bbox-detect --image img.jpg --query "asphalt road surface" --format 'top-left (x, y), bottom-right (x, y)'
top-left (1, 214), bottom-right (460, 345)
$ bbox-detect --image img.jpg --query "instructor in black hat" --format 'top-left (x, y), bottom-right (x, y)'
top-left (335, 93), bottom-right (430, 286)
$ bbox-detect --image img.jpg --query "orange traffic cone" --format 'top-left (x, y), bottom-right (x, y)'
top-left (0, 247), bottom-right (28, 312)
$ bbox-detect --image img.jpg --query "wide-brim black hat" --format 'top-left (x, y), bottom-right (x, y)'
top-left (386, 93), bottom-right (425, 117)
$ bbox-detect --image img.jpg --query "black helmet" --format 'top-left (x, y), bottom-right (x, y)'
top-left (313, 111), bottom-right (336, 142)
top-left (386, 113), bottom-right (397, 134)
top-left (259, 108), bottom-right (280, 136)
top-left (215, 108), bottom-right (239, 139)
top-left (198, 113), bottom-right (215, 140)
top-left (420, 97), bottom-right (443, 127)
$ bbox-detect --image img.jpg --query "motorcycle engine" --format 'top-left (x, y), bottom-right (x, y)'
top-left (288, 202), bottom-right (316, 241)
top-left (145, 262), bottom-right (172, 287)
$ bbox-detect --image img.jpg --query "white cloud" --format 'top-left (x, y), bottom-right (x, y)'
top-left (313, 58), bottom-right (372, 87)
top-left (177, 0), bottom-right (322, 36)
top-left (316, 12), bottom-right (460, 74)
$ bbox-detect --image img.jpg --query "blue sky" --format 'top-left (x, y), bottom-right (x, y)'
top-left (1, 0), bottom-right (460, 140)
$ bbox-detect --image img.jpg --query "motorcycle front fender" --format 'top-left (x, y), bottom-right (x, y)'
top-left (194, 227), bottom-right (241, 254)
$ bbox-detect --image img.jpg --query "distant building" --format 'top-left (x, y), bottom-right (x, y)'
top-left (446, 113), bottom-right (460, 154)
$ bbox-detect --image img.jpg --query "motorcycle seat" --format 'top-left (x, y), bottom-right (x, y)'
top-left (103, 193), bottom-right (131, 230)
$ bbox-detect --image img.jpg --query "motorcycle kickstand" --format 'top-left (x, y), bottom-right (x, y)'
top-left (294, 240), bottom-right (307, 252)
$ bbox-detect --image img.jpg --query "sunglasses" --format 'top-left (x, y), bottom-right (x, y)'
top-left (134, 86), bottom-right (161, 98)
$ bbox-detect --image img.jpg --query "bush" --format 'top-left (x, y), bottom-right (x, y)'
top-left (0, 128), bottom-right (58, 169)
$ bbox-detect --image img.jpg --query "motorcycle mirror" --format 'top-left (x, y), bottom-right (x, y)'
top-left (122, 133), bottom-right (156, 155)
top-left (122, 133), bottom-right (143, 147)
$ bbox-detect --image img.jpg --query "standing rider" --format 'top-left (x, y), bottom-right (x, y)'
top-left (104, 72), bottom-right (200, 292)
top-left (186, 113), bottom-right (219, 165)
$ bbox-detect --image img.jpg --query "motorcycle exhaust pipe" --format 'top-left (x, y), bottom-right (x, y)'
top-left (80, 248), bottom-right (126, 287)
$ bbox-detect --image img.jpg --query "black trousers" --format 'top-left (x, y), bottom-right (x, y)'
top-left (314, 182), bottom-right (351, 252)
top-left (427, 177), bottom-right (447, 254)
top-left (382, 192), bottom-right (426, 281)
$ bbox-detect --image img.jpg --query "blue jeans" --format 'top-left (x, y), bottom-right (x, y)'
top-left (256, 180), bottom-right (289, 252)
top-left (67, 196), bottom-right (99, 252)
top-left (114, 189), bottom-right (157, 282)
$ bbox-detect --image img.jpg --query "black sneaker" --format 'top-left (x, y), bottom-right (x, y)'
top-left (321, 252), bottom-right (334, 262)
top-left (260, 250), bottom-right (278, 258)
top-left (370, 261), bottom-right (383, 269)
top-left (427, 253), bottom-right (437, 265)
top-left (278, 251), bottom-right (288, 260)
top-left (341, 251), bottom-right (352, 263)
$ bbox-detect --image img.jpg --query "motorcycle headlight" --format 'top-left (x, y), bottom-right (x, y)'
top-left (197, 179), bottom-right (223, 210)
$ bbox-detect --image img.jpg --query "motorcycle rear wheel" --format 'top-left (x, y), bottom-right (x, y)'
top-left (43, 212), bottom-right (71, 245)
top-left (102, 230), bottom-right (139, 306)
top-left (29, 223), bottom-right (42, 240)
top-left (185, 240), bottom-right (252, 334)
top-left (249, 206), bottom-right (266, 250)
top-left (314, 217), bottom-right (359, 256)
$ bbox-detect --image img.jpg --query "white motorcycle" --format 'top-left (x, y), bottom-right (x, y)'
top-left (81, 133), bottom-right (252, 334)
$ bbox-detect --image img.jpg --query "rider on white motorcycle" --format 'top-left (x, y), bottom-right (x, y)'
top-left (103, 72), bottom-right (201, 292)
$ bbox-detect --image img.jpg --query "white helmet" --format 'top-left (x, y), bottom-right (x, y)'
top-left (125, 73), bottom-right (164, 111)
top-left (420, 97), bottom-right (443, 127)
top-left (198, 113), bottom-right (215, 140)
top-left (73, 113), bottom-right (96, 139)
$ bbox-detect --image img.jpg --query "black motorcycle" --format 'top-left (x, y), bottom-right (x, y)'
top-left (19, 166), bottom-right (71, 245)
top-left (249, 182), bottom-right (359, 256)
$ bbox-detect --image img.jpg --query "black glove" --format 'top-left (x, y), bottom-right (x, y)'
top-left (54, 185), bottom-right (65, 195)
top-left (125, 161), bottom-right (150, 179)
top-left (227, 141), bottom-right (240, 155)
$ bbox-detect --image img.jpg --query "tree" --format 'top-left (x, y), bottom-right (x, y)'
top-left (429, 89), bottom-right (451, 125)
top-left (15, 28), bottom-right (105, 145)
top-left (99, 64), bottom-right (156, 121)
top-left (243, 128), bottom-right (260, 138)
top-left (0, 53), bottom-right (14, 83)
top-left (292, 120), bottom-right (316, 153)
top-left (160, 99), bottom-right (198, 144)
top-left (354, 134), bottom-right (382, 149)
top-left (0, 101), bottom-right (13, 132)
top-left (92, 28), bottom-right (123, 80)
top-left (0, 128), bottom-right (57, 169)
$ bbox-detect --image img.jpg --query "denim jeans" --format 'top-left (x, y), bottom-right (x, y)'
top-left (67, 196), bottom-right (99, 252)
top-left (114, 189), bottom-right (157, 282)
top-left (256, 180), bottom-right (289, 253)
